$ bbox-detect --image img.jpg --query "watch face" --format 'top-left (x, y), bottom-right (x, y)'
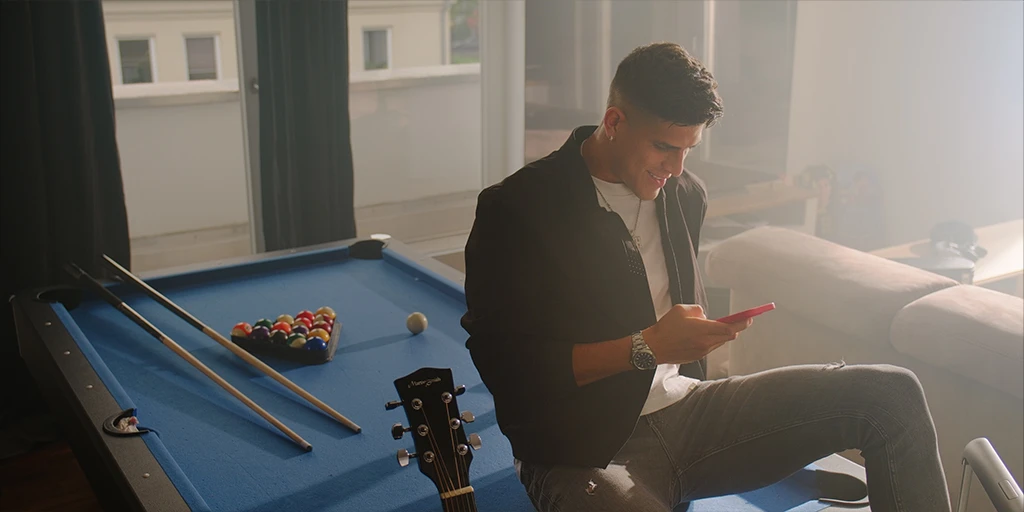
top-left (632, 351), bottom-right (657, 370)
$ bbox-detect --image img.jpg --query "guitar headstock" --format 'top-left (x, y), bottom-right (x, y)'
top-left (387, 367), bottom-right (481, 509)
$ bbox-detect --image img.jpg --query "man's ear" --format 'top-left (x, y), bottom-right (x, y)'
top-left (602, 106), bottom-right (626, 139)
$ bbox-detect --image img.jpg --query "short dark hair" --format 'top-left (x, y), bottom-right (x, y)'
top-left (608, 42), bottom-right (723, 127)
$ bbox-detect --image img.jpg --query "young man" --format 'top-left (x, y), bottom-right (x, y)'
top-left (461, 43), bottom-right (951, 511)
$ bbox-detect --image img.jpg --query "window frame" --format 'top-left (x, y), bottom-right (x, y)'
top-left (115, 36), bottom-right (158, 85)
top-left (361, 26), bottom-right (393, 71)
top-left (182, 33), bottom-right (222, 82)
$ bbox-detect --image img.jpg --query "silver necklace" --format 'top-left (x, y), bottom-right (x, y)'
top-left (582, 137), bottom-right (643, 250)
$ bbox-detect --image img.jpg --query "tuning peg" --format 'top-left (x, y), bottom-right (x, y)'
top-left (460, 411), bottom-right (475, 423)
top-left (468, 433), bottom-right (482, 451)
top-left (455, 385), bottom-right (466, 396)
top-left (391, 423), bottom-right (412, 440)
top-left (385, 400), bottom-right (403, 411)
top-left (397, 448), bottom-right (416, 467)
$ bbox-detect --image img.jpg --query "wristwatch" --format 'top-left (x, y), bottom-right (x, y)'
top-left (630, 331), bottom-right (657, 371)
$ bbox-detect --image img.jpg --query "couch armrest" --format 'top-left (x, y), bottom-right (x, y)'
top-left (890, 285), bottom-right (1024, 399)
top-left (705, 227), bottom-right (959, 346)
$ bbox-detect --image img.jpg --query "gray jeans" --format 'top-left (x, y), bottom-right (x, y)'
top-left (516, 364), bottom-right (951, 512)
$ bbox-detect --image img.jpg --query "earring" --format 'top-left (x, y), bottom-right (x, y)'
top-left (610, 136), bottom-right (615, 141)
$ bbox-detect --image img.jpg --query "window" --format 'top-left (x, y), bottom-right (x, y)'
top-left (103, 2), bottom-right (249, 273)
top-left (118, 39), bottom-right (153, 84)
top-left (186, 36), bottom-right (218, 80)
top-left (450, 0), bottom-right (479, 64)
top-left (363, 29), bottom-right (390, 70)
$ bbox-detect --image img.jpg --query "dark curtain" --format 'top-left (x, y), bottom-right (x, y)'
top-left (256, 0), bottom-right (357, 252)
top-left (0, 1), bottom-right (130, 432)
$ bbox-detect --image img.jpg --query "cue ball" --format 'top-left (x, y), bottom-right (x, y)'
top-left (406, 312), bottom-right (428, 334)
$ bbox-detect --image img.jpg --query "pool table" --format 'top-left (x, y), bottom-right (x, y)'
top-left (13, 237), bottom-right (869, 512)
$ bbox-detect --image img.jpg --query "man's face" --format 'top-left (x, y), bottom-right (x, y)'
top-left (607, 109), bottom-right (704, 201)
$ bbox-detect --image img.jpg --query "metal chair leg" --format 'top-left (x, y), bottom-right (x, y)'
top-left (955, 438), bottom-right (1023, 512)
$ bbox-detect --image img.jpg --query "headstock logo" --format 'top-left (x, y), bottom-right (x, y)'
top-left (408, 377), bottom-right (442, 388)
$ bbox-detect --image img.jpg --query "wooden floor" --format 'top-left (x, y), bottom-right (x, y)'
top-left (0, 441), bottom-right (102, 512)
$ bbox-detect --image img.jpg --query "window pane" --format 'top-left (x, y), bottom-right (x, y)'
top-left (348, 2), bottom-right (483, 258)
top-left (104, 1), bottom-right (250, 272)
top-left (119, 39), bottom-right (152, 84)
top-left (450, 0), bottom-right (479, 64)
top-left (363, 29), bottom-right (389, 70)
top-left (186, 37), bottom-right (218, 80)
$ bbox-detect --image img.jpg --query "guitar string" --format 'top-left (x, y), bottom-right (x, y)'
top-left (445, 400), bottom-right (475, 512)
top-left (444, 400), bottom-right (465, 492)
top-left (420, 404), bottom-right (463, 512)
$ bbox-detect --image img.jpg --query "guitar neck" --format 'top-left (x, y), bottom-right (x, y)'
top-left (440, 488), bottom-right (477, 512)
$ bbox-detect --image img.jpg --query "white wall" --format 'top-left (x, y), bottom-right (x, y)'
top-left (350, 64), bottom-right (482, 207)
top-left (113, 65), bottom-right (482, 238)
top-left (787, 0), bottom-right (1024, 245)
top-left (114, 86), bottom-right (250, 238)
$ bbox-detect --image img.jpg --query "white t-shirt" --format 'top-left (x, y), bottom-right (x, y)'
top-left (591, 177), bottom-right (699, 416)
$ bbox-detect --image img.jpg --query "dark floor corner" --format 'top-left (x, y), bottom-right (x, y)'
top-left (0, 437), bottom-right (102, 512)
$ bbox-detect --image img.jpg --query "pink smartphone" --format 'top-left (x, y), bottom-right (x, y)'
top-left (715, 303), bottom-right (776, 324)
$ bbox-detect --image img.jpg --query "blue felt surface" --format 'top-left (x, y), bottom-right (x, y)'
top-left (60, 247), bottom-right (832, 512)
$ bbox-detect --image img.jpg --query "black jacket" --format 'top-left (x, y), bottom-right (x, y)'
top-left (461, 126), bottom-right (710, 469)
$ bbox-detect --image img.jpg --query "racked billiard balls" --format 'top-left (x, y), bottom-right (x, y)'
top-left (270, 329), bottom-right (289, 345)
top-left (315, 306), bottom-right (336, 320)
top-left (231, 322), bottom-right (252, 338)
top-left (305, 336), bottom-right (327, 351)
top-left (276, 314), bottom-right (296, 325)
top-left (254, 318), bottom-right (274, 330)
top-left (250, 326), bottom-right (271, 341)
top-left (287, 333), bottom-right (307, 349)
top-left (406, 312), bottom-right (427, 334)
top-left (271, 321), bottom-right (292, 335)
top-left (307, 328), bottom-right (330, 342)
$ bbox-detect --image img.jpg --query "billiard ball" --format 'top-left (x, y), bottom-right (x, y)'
top-left (406, 312), bottom-right (427, 334)
top-left (287, 333), bottom-right (307, 349)
top-left (312, 321), bottom-right (331, 333)
top-left (294, 317), bottom-right (313, 330)
top-left (231, 322), bottom-right (252, 338)
top-left (307, 328), bottom-right (330, 341)
top-left (270, 329), bottom-right (289, 345)
top-left (290, 323), bottom-right (309, 336)
top-left (314, 314), bottom-right (334, 325)
top-left (276, 314), bottom-right (295, 325)
top-left (315, 306), bottom-right (336, 320)
top-left (271, 321), bottom-right (292, 335)
top-left (305, 336), bottom-right (327, 350)
top-left (296, 310), bottom-right (315, 323)
top-left (250, 326), bottom-right (271, 341)
top-left (254, 318), bottom-right (274, 330)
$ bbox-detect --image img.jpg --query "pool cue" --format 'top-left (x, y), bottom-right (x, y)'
top-left (101, 254), bottom-right (363, 434)
top-left (64, 263), bottom-right (314, 452)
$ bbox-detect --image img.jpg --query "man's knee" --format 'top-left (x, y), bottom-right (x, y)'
top-left (863, 364), bottom-right (924, 395)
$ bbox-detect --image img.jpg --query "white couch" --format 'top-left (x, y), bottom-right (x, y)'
top-left (705, 226), bottom-right (1023, 512)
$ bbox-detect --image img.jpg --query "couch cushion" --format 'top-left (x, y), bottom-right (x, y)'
top-left (705, 227), bottom-right (959, 346)
top-left (890, 285), bottom-right (1024, 399)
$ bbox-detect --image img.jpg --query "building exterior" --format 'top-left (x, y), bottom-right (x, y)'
top-left (102, 0), bottom-right (453, 89)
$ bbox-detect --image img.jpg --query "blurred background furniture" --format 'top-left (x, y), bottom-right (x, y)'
top-left (705, 226), bottom-right (1024, 512)
top-left (871, 219), bottom-right (1023, 297)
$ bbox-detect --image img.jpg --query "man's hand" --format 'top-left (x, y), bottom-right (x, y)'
top-left (642, 304), bottom-right (751, 365)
